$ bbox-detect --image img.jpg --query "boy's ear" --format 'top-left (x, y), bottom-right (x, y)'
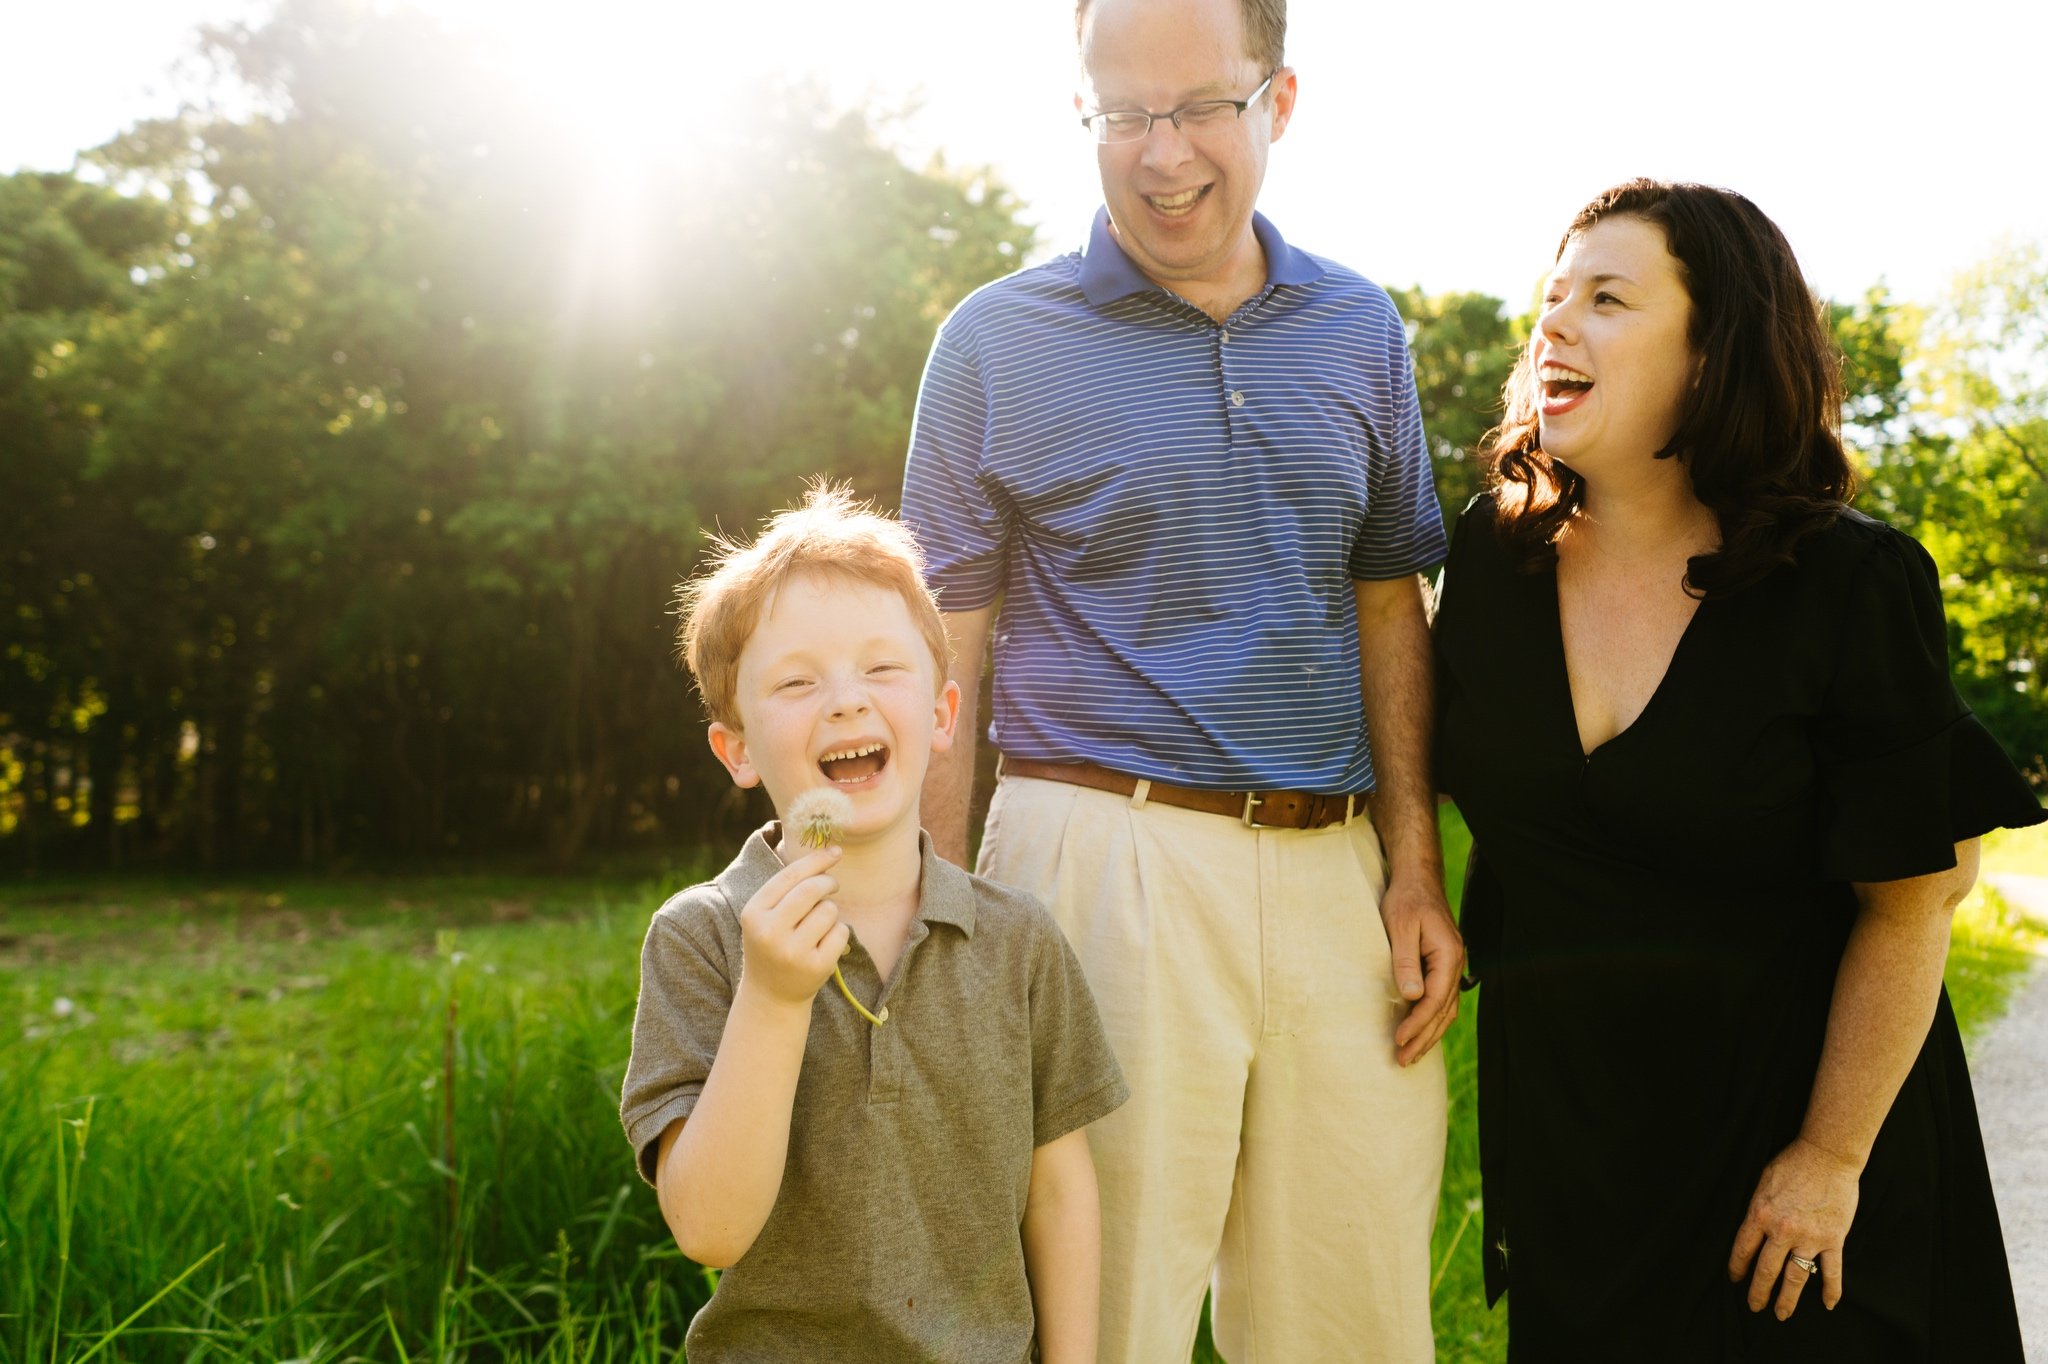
top-left (929, 678), bottom-right (963, 754)
top-left (707, 722), bottom-right (760, 788)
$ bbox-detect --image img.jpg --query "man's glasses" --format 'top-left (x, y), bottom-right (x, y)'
top-left (1079, 69), bottom-right (1281, 145)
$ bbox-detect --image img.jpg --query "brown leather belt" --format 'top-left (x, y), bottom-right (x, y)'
top-left (1000, 757), bottom-right (1361, 830)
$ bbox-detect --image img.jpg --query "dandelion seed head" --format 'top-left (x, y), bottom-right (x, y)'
top-left (788, 787), bottom-right (853, 848)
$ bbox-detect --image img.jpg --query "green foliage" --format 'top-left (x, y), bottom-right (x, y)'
top-left (1387, 286), bottom-right (1521, 520)
top-left (0, 0), bottom-right (1031, 871)
top-left (1835, 255), bottom-right (2048, 783)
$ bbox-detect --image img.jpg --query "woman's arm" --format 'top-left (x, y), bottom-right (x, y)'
top-left (1022, 1128), bottom-right (1102, 1364)
top-left (1728, 838), bottom-right (1981, 1318)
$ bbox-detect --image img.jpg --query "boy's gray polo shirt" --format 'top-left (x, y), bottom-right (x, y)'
top-left (620, 824), bottom-right (1128, 1363)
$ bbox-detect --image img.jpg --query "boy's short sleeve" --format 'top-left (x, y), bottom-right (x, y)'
top-left (1027, 918), bottom-right (1129, 1148)
top-left (619, 894), bottom-right (736, 1186)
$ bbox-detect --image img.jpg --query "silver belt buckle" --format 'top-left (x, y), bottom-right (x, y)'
top-left (1241, 791), bottom-right (1269, 828)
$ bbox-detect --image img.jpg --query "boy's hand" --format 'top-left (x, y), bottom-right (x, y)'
top-left (737, 846), bottom-right (850, 1009)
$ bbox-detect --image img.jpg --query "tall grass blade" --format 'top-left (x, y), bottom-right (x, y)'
top-left (1431, 1199), bottom-right (1481, 1300)
top-left (383, 1307), bottom-right (415, 1364)
top-left (48, 1097), bottom-right (94, 1364)
top-left (63, 1242), bottom-right (223, 1364)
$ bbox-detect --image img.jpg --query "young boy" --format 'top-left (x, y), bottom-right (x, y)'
top-left (620, 484), bottom-right (1127, 1363)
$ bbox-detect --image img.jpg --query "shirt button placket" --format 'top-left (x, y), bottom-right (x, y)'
top-left (868, 1018), bottom-right (899, 1106)
top-left (1218, 321), bottom-right (1245, 430)
top-left (865, 926), bottom-right (923, 1107)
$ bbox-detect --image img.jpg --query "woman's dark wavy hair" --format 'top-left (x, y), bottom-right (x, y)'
top-left (1485, 179), bottom-right (1854, 596)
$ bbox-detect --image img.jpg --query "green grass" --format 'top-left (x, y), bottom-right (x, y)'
top-left (1, 870), bottom-right (714, 1362)
top-left (1983, 812), bottom-right (2048, 880)
top-left (1952, 816), bottom-right (2048, 1048)
top-left (4, 810), bottom-right (2042, 1363)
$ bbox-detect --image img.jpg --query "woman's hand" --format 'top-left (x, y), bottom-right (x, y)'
top-left (1727, 1137), bottom-right (1861, 1319)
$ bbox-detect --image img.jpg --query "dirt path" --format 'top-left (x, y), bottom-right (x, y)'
top-left (1978, 874), bottom-right (2048, 1362)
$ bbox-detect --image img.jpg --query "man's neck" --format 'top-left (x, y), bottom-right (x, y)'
top-left (1116, 222), bottom-right (1268, 323)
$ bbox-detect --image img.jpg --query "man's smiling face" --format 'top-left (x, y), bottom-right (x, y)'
top-left (1078, 0), bottom-right (1293, 297)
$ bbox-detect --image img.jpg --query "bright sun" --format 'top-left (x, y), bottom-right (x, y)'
top-left (412, 0), bottom-right (1086, 232)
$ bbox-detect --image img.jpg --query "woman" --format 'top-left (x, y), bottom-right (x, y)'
top-left (1433, 179), bottom-right (2042, 1360)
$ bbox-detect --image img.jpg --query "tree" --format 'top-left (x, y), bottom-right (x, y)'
top-left (0, 171), bottom-right (181, 867)
top-left (0, 0), bottom-right (1035, 869)
top-left (1902, 244), bottom-right (2048, 781)
top-left (1832, 256), bottom-right (2048, 784)
top-left (1385, 286), bottom-right (1520, 521)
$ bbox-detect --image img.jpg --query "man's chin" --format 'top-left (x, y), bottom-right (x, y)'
top-left (1116, 232), bottom-right (1222, 285)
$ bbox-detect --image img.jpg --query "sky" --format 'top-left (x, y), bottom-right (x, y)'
top-left (6, 0), bottom-right (2045, 311)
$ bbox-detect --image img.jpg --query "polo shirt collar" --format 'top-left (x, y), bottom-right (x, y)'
top-left (718, 823), bottom-right (977, 938)
top-left (1078, 206), bottom-right (1324, 306)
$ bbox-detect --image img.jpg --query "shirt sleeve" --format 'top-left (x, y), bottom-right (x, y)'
top-left (1814, 527), bottom-right (2045, 883)
top-left (619, 901), bottom-right (735, 1186)
top-left (1026, 917), bottom-right (1129, 1148)
top-left (1349, 287), bottom-right (1450, 581)
top-left (900, 318), bottom-right (1009, 612)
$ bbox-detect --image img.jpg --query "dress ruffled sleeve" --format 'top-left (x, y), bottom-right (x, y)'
top-left (1814, 527), bottom-right (2045, 883)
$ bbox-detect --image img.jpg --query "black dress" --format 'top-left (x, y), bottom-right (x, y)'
top-left (1433, 498), bottom-right (2042, 1362)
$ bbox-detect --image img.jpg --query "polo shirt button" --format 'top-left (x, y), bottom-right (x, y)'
top-left (1230, 390), bottom-right (1245, 407)
top-left (1219, 329), bottom-right (1231, 343)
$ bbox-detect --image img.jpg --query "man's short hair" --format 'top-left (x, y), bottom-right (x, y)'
top-left (1075, 0), bottom-right (1285, 73)
top-left (675, 482), bottom-right (952, 729)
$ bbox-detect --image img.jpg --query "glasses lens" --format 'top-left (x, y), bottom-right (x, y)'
top-left (1097, 112), bottom-right (1150, 143)
top-left (1175, 101), bottom-right (1240, 129)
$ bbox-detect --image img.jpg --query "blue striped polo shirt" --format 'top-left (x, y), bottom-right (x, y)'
top-left (900, 209), bottom-right (1446, 795)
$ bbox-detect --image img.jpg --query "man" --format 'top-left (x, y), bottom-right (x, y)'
top-left (900, 0), bottom-right (1461, 1357)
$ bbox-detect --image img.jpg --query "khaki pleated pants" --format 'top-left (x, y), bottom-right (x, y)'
top-left (978, 775), bottom-right (1446, 1364)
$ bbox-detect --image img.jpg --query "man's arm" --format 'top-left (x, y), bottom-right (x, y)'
top-left (924, 605), bottom-right (996, 868)
top-left (1353, 574), bottom-right (1463, 1066)
top-left (652, 848), bottom-right (848, 1267)
top-left (1020, 1128), bottom-right (1102, 1364)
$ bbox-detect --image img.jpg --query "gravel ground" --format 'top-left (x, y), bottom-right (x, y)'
top-left (1978, 874), bottom-right (2048, 1362)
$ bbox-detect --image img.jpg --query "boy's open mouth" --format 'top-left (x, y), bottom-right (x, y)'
top-left (818, 743), bottom-right (890, 784)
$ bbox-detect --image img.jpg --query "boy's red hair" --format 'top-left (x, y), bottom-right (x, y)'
top-left (675, 483), bottom-right (952, 728)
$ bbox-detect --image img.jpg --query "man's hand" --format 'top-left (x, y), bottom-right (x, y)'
top-left (1380, 872), bottom-right (1464, 1066)
top-left (737, 845), bottom-right (849, 1009)
top-left (1353, 574), bottom-right (1462, 1066)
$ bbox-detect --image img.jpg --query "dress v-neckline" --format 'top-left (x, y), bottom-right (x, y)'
top-left (1549, 568), bottom-right (1707, 761)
